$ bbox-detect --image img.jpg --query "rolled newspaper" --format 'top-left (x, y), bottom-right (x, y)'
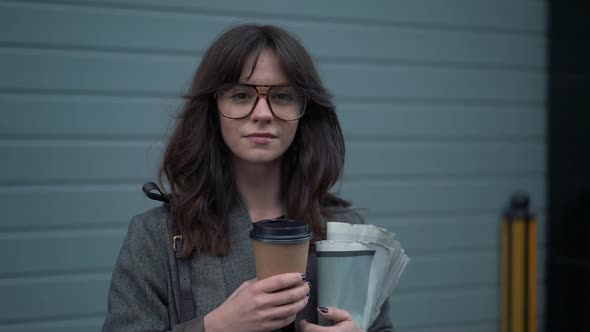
top-left (316, 222), bottom-right (409, 330)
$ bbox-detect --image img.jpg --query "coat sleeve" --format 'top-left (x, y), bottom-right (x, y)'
top-left (102, 215), bottom-right (205, 332)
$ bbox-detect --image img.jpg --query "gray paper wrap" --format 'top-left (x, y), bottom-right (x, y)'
top-left (316, 222), bottom-right (410, 330)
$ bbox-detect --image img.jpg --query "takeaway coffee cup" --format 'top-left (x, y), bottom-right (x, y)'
top-left (249, 218), bottom-right (313, 280)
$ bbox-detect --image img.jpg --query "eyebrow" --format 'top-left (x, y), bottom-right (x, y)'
top-left (237, 81), bottom-right (293, 86)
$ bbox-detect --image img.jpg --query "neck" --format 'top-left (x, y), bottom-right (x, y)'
top-left (233, 158), bottom-right (284, 222)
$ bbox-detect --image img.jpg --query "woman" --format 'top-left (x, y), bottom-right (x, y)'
top-left (102, 24), bottom-right (393, 332)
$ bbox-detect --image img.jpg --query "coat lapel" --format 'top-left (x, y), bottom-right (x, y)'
top-left (220, 194), bottom-right (256, 297)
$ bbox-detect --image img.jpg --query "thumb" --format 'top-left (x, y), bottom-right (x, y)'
top-left (299, 319), bottom-right (311, 331)
top-left (317, 306), bottom-right (353, 323)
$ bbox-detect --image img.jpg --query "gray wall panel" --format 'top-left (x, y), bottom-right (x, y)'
top-left (0, 142), bottom-right (544, 183)
top-left (1, 49), bottom-right (545, 102)
top-left (0, 2), bottom-right (545, 67)
top-left (0, 0), bottom-right (547, 330)
top-left (1, 96), bottom-right (545, 139)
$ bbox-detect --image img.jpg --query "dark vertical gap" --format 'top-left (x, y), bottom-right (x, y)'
top-left (546, 1), bottom-right (590, 331)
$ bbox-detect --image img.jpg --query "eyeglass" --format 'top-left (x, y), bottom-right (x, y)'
top-left (215, 83), bottom-right (307, 121)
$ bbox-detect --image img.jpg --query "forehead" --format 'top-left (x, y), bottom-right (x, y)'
top-left (240, 49), bottom-right (290, 85)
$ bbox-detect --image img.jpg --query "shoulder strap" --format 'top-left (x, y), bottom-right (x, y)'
top-left (142, 181), bottom-right (170, 204)
top-left (142, 182), bottom-right (197, 323)
top-left (168, 219), bottom-right (198, 323)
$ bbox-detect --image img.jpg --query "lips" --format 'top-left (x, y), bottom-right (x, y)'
top-left (246, 132), bottom-right (276, 137)
top-left (245, 132), bottom-right (276, 144)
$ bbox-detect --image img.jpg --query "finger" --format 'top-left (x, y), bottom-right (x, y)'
top-left (254, 272), bottom-right (306, 293)
top-left (317, 306), bottom-right (353, 323)
top-left (265, 281), bottom-right (310, 307)
top-left (262, 315), bottom-right (297, 331)
top-left (265, 291), bottom-right (309, 320)
top-left (299, 319), bottom-right (312, 332)
top-left (299, 319), bottom-right (330, 332)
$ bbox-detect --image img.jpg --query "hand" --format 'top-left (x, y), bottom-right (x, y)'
top-left (204, 272), bottom-right (310, 332)
top-left (299, 306), bottom-right (361, 332)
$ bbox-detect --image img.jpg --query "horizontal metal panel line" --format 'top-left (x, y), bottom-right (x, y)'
top-left (0, 209), bottom-right (546, 232)
top-left (0, 41), bottom-right (199, 58)
top-left (364, 208), bottom-right (547, 219)
top-left (0, 135), bottom-right (169, 142)
top-left (334, 96), bottom-right (545, 106)
top-left (345, 172), bottom-right (545, 180)
top-left (0, 136), bottom-right (538, 144)
top-left (371, 211), bottom-right (547, 225)
top-left (0, 269), bottom-right (113, 281)
top-left (0, 211), bottom-right (548, 231)
top-left (0, 90), bottom-right (173, 101)
top-left (407, 244), bottom-right (546, 257)
top-left (320, 57), bottom-right (545, 73)
top-left (0, 312), bottom-right (105, 327)
top-left (0, 91), bottom-right (547, 109)
top-left (0, 136), bottom-right (546, 144)
top-left (395, 283), bottom-right (499, 297)
top-left (0, 222), bottom-right (128, 233)
top-left (0, 87), bottom-right (179, 99)
top-left (396, 282), bottom-right (504, 296)
top-left (0, 174), bottom-right (545, 187)
top-left (0, 42), bottom-right (545, 72)
top-left (0, 182), bottom-right (142, 191)
top-left (0, 138), bottom-right (547, 147)
top-left (0, 138), bottom-right (165, 145)
top-left (343, 173), bottom-right (544, 183)
top-left (0, 88), bottom-right (546, 106)
top-left (0, 226), bottom-right (126, 237)
top-left (402, 319), bottom-right (498, 331)
top-left (5, 0), bottom-right (546, 35)
top-left (346, 137), bottom-right (546, 143)
top-left (0, 178), bottom-right (154, 187)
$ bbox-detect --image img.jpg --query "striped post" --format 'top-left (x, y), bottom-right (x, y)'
top-left (501, 192), bottom-right (537, 332)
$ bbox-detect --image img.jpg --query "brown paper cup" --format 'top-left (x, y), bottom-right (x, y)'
top-left (252, 240), bottom-right (310, 280)
top-left (250, 219), bottom-right (312, 280)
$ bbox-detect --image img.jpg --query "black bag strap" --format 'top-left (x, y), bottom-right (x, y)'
top-left (142, 182), bottom-right (197, 323)
top-left (169, 221), bottom-right (198, 323)
top-left (142, 181), bottom-right (170, 204)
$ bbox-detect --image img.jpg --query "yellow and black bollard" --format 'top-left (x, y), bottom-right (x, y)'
top-left (501, 192), bottom-right (537, 332)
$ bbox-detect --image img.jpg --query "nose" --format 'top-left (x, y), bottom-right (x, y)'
top-left (250, 94), bottom-right (273, 122)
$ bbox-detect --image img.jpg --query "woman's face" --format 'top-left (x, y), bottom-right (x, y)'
top-left (219, 49), bottom-right (299, 167)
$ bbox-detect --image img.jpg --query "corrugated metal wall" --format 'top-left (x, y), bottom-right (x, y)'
top-left (0, 1), bottom-right (547, 331)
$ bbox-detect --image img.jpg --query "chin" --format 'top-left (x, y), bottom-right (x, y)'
top-left (235, 152), bottom-right (284, 165)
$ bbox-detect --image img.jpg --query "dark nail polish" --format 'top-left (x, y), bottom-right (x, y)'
top-left (301, 274), bottom-right (307, 281)
top-left (307, 293), bottom-right (310, 297)
top-left (318, 306), bottom-right (328, 313)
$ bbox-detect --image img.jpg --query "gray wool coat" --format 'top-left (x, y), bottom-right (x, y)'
top-left (102, 199), bottom-right (394, 332)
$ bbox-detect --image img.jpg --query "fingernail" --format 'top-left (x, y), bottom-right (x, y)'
top-left (306, 281), bottom-right (311, 288)
top-left (318, 306), bottom-right (328, 313)
top-left (301, 274), bottom-right (307, 281)
top-left (307, 293), bottom-right (310, 297)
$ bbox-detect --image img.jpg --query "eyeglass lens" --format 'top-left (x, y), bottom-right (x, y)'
top-left (217, 84), bottom-right (305, 120)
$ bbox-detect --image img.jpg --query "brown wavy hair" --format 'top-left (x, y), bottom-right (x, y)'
top-left (160, 24), bottom-right (351, 257)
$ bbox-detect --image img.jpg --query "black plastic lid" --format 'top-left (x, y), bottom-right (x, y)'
top-left (249, 218), bottom-right (312, 244)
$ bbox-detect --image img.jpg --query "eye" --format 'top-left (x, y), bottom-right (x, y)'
top-left (230, 91), bottom-right (254, 102)
top-left (271, 92), bottom-right (295, 104)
